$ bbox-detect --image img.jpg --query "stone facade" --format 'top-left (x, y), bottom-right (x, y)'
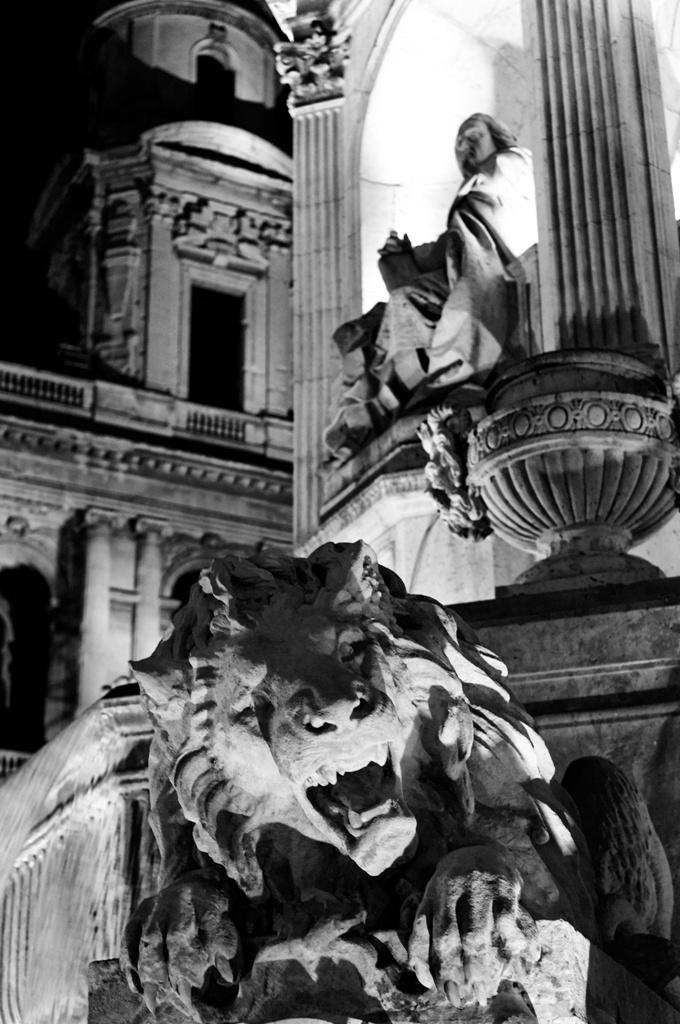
top-left (1, 0), bottom-right (294, 755)
top-left (1, 0), bottom-right (679, 1022)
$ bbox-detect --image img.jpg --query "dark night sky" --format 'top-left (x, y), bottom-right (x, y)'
top-left (11, 3), bottom-right (91, 367)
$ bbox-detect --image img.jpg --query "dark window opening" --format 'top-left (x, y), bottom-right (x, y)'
top-left (195, 55), bottom-right (235, 125)
top-left (171, 571), bottom-right (201, 611)
top-left (189, 286), bottom-right (244, 411)
top-left (0, 566), bottom-right (51, 753)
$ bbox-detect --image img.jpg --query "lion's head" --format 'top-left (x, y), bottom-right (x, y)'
top-left (132, 542), bottom-right (548, 900)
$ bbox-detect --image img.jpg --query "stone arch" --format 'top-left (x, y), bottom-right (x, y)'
top-left (0, 562), bottom-right (52, 753)
top-left (191, 35), bottom-right (241, 79)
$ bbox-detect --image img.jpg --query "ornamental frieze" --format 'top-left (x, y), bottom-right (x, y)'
top-left (468, 391), bottom-right (678, 467)
top-left (172, 196), bottom-right (291, 259)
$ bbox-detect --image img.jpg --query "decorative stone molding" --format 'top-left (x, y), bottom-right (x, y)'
top-left (134, 516), bottom-right (171, 540)
top-left (419, 403), bottom-right (491, 540)
top-left (466, 352), bottom-right (680, 589)
top-left (275, 22), bottom-right (351, 107)
top-left (468, 392), bottom-right (678, 467)
top-left (172, 195), bottom-right (291, 262)
top-left (0, 422), bottom-right (292, 498)
top-left (83, 508), bottom-right (129, 534)
top-left (299, 469), bottom-right (424, 553)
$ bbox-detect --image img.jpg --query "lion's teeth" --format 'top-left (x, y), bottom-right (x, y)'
top-left (319, 765), bottom-right (337, 785)
top-left (347, 809), bottom-right (364, 829)
top-left (375, 744), bottom-right (388, 766)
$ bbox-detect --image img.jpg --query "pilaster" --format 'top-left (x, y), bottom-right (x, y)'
top-left (133, 517), bottom-right (168, 661)
top-left (78, 509), bottom-right (124, 712)
top-left (523, 0), bottom-right (679, 372)
top-left (276, 23), bottom-right (351, 545)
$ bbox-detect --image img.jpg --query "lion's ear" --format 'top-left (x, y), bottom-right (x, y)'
top-left (131, 655), bottom-right (189, 705)
top-left (310, 541), bottom-right (398, 627)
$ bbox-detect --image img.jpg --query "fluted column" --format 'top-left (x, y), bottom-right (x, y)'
top-left (78, 510), bottom-right (118, 712)
top-left (276, 24), bottom-right (351, 546)
top-left (134, 518), bottom-right (166, 660)
top-left (523, 0), bottom-right (679, 372)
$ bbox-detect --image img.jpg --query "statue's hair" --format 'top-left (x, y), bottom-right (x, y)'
top-left (457, 112), bottom-right (518, 152)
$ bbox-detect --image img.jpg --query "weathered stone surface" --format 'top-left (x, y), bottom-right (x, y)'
top-left (461, 579), bottom-right (680, 939)
top-left (90, 920), bottom-right (680, 1023)
top-left (116, 542), bottom-right (675, 1022)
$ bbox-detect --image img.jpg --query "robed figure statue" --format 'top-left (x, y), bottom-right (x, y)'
top-left (325, 113), bottom-right (538, 463)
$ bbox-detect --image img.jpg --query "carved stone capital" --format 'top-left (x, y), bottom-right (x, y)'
top-left (275, 22), bottom-right (351, 108)
top-left (83, 508), bottom-right (127, 534)
top-left (135, 517), bottom-right (172, 541)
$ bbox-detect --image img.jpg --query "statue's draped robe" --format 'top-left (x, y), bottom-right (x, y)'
top-left (323, 148), bottom-right (537, 461)
top-left (376, 147), bottom-right (537, 408)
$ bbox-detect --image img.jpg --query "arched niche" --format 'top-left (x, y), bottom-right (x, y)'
top-left (0, 563), bottom-right (52, 753)
top-left (357, 0), bottom-right (680, 308)
top-left (358, 0), bottom-right (529, 311)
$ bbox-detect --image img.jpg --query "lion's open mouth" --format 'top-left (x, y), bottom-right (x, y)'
top-left (305, 744), bottom-right (398, 838)
top-left (294, 743), bottom-right (417, 874)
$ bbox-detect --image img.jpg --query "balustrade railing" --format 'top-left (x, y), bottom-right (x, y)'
top-left (0, 365), bottom-right (90, 411)
top-left (0, 362), bottom-right (292, 461)
top-left (0, 749), bottom-right (30, 779)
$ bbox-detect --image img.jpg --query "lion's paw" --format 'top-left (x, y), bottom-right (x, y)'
top-left (408, 845), bottom-right (540, 1008)
top-left (121, 870), bottom-right (241, 1020)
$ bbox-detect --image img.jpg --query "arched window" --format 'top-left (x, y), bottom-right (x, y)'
top-left (195, 54), bottom-right (235, 125)
top-left (0, 566), bottom-right (51, 753)
top-left (171, 569), bottom-right (201, 611)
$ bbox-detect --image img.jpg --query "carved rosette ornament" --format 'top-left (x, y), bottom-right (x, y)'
top-left (275, 21), bottom-right (351, 108)
top-left (466, 351), bottom-right (680, 588)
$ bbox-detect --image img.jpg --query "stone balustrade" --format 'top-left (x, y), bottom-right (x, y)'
top-left (0, 361), bottom-right (292, 462)
top-left (0, 749), bottom-right (30, 780)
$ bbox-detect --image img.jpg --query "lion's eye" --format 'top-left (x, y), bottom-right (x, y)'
top-left (253, 694), bottom-right (275, 742)
top-left (303, 715), bottom-right (336, 734)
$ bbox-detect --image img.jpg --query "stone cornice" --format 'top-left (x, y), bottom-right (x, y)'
top-left (298, 469), bottom-right (424, 553)
top-left (87, 1), bottom-right (282, 58)
top-left (0, 417), bottom-right (292, 500)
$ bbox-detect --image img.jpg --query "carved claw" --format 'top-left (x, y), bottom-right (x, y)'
top-left (408, 845), bottom-right (540, 1008)
top-left (121, 870), bottom-right (241, 1018)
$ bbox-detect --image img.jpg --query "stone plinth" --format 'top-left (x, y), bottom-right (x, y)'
top-left (88, 920), bottom-right (679, 1024)
top-left (459, 576), bottom-right (680, 938)
top-left (304, 418), bottom-right (529, 603)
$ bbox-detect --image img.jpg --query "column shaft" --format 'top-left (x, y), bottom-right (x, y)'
top-left (78, 516), bottom-right (112, 711)
top-left (524, 0), bottom-right (679, 370)
top-left (135, 526), bottom-right (163, 660)
top-left (292, 102), bottom-right (345, 544)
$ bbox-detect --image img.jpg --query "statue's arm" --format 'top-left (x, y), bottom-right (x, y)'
top-left (411, 232), bottom-right (448, 272)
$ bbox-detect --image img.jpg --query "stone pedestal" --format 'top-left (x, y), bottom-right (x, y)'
top-left (87, 920), bottom-right (679, 1023)
top-left (460, 576), bottom-right (680, 938)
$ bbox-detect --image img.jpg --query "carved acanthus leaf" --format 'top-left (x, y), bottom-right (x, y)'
top-left (275, 22), bottom-right (351, 108)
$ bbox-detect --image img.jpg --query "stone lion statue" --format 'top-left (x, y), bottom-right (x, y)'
top-left (121, 542), bottom-right (675, 1022)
